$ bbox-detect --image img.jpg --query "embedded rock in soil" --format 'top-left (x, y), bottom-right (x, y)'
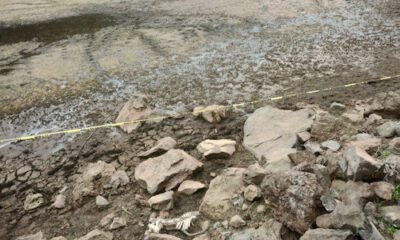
top-left (311, 110), bottom-right (357, 141)
top-left (329, 102), bottom-right (347, 115)
top-left (96, 196), bottom-right (110, 207)
top-left (24, 193), bottom-right (44, 210)
top-left (16, 231), bottom-right (45, 240)
top-left (348, 137), bottom-right (382, 152)
top-left (243, 106), bottom-right (314, 164)
top-left (193, 105), bottom-right (229, 123)
top-left (376, 121), bottom-right (400, 138)
top-left (321, 140), bottom-right (341, 152)
top-left (148, 191), bottom-right (174, 210)
top-left (228, 219), bottom-right (288, 240)
top-left (299, 228), bottom-right (353, 240)
top-left (370, 181), bottom-right (394, 200)
top-left (135, 149), bottom-right (203, 194)
top-left (192, 234), bottom-right (210, 240)
top-left (243, 185), bottom-right (261, 202)
top-left (109, 216), bottom-right (127, 230)
top-left (360, 90), bottom-right (400, 115)
top-left (344, 146), bottom-right (384, 181)
top-left (139, 137), bottom-right (177, 157)
top-left (316, 202), bottom-right (365, 232)
top-left (196, 139), bottom-right (236, 159)
top-left (200, 168), bottom-right (245, 220)
top-left (108, 170), bottom-right (130, 189)
top-left (51, 237), bottom-right (67, 240)
top-left (304, 141), bottom-right (322, 155)
top-left (229, 215), bottom-right (246, 228)
top-left (100, 212), bottom-right (115, 227)
top-left (115, 93), bottom-right (152, 133)
top-left (177, 180), bottom-right (206, 195)
top-left (76, 229), bottom-right (113, 240)
top-left (380, 206), bottom-right (400, 228)
top-left (261, 170), bottom-right (324, 234)
top-left (52, 194), bottom-right (66, 209)
top-left (243, 163), bottom-right (267, 185)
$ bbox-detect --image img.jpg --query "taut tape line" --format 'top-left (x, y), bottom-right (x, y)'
top-left (1, 74), bottom-right (400, 144)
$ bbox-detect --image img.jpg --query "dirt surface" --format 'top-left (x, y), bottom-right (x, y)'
top-left (0, 0), bottom-right (400, 239)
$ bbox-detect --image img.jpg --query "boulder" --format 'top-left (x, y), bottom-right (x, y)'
top-left (76, 229), bottom-right (113, 240)
top-left (243, 164), bottom-right (267, 185)
top-left (370, 181), bottom-right (394, 200)
top-left (321, 140), bottom-right (341, 152)
top-left (115, 93), bottom-right (152, 133)
top-left (177, 180), bottom-right (206, 195)
top-left (380, 206), bottom-right (400, 228)
top-left (197, 139), bottom-right (236, 159)
top-left (193, 105), bottom-right (229, 123)
top-left (16, 231), bottom-right (45, 240)
top-left (244, 185), bottom-right (261, 202)
top-left (135, 149), bottom-right (203, 194)
top-left (344, 146), bottom-right (384, 181)
top-left (200, 168), bottom-right (245, 220)
top-left (261, 170), bottom-right (324, 234)
top-left (24, 193), bottom-right (44, 211)
top-left (148, 191), bottom-right (174, 210)
top-left (138, 137), bottom-right (177, 158)
top-left (300, 228), bottom-right (353, 240)
top-left (243, 106), bottom-right (314, 164)
top-left (229, 215), bottom-right (246, 228)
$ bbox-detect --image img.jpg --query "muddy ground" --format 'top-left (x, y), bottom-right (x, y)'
top-left (0, 0), bottom-right (400, 239)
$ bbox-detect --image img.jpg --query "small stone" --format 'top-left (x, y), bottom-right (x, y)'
top-left (320, 189), bottom-right (340, 212)
top-left (229, 215), bottom-right (246, 228)
top-left (242, 164), bottom-right (267, 185)
top-left (377, 121), bottom-right (399, 138)
top-left (356, 133), bottom-right (374, 141)
top-left (222, 220), bottom-right (229, 229)
top-left (109, 217), bottom-right (127, 230)
top-left (242, 203), bottom-right (249, 211)
top-left (24, 193), bottom-right (44, 210)
top-left (138, 137), bottom-right (177, 157)
top-left (329, 102), bottom-right (346, 115)
top-left (197, 139), bottom-right (236, 159)
top-left (304, 141), bottom-right (322, 155)
top-left (116, 93), bottom-right (152, 133)
top-left (148, 191), bottom-right (174, 210)
top-left (364, 202), bottom-right (377, 216)
top-left (300, 228), bottom-right (353, 240)
top-left (109, 170), bottom-right (130, 189)
top-left (210, 172), bottom-right (216, 177)
top-left (177, 180), bottom-right (206, 195)
top-left (100, 212), bottom-right (115, 227)
top-left (96, 196), bottom-right (110, 207)
top-left (243, 185), bottom-right (261, 202)
top-left (364, 113), bottom-right (382, 126)
top-left (371, 181), bottom-right (394, 200)
top-left (52, 194), bottom-right (66, 209)
top-left (256, 205), bottom-right (266, 213)
top-left (16, 231), bottom-right (45, 240)
top-left (297, 131), bottom-right (311, 143)
top-left (193, 105), bottom-right (229, 123)
top-left (321, 140), bottom-right (341, 152)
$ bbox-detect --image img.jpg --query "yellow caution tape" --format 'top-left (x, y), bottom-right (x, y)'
top-left (1, 74), bottom-right (400, 144)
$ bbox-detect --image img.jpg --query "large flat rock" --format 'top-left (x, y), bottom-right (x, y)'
top-left (135, 149), bottom-right (203, 194)
top-left (243, 106), bottom-right (313, 165)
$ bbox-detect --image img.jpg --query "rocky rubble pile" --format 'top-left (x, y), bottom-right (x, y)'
top-left (11, 90), bottom-right (400, 239)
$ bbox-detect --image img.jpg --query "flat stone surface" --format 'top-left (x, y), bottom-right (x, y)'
top-left (200, 168), bottom-right (245, 220)
top-left (135, 149), bottom-right (203, 194)
top-left (243, 106), bottom-right (314, 163)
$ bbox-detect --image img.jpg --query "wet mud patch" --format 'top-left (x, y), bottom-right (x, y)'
top-left (0, 14), bottom-right (117, 45)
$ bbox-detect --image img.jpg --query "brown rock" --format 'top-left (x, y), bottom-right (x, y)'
top-left (138, 137), bottom-right (177, 158)
top-left (148, 191), bottom-right (174, 210)
top-left (177, 180), bottom-right (206, 195)
top-left (193, 105), bottom-right (228, 123)
top-left (370, 181), bottom-right (394, 200)
top-left (197, 139), bottom-right (236, 159)
top-left (261, 170), bottom-right (324, 234)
